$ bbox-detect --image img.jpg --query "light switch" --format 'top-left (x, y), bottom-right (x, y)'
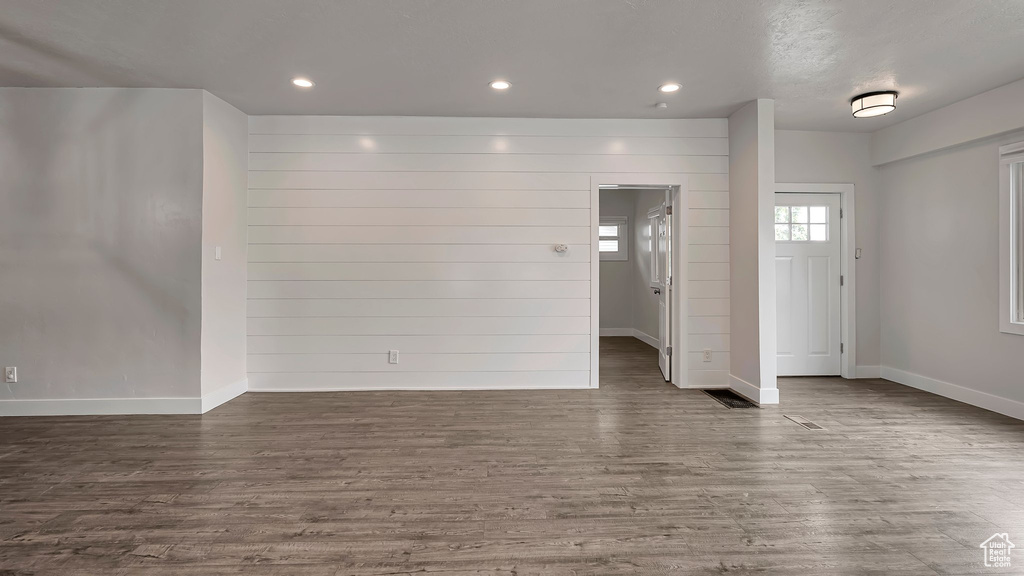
top-left (215, 246), bottom-right (222, 261)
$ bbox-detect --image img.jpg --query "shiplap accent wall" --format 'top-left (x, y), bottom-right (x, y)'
top-left (246, 117), bottom-right (730, 390)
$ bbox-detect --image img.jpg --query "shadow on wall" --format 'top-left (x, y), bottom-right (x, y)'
top-left (0, 89), bottom-right (202, 399)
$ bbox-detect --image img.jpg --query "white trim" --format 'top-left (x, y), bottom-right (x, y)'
top-left (775, 183), bottom-right (857, 380)
top-left (249, 383), bottom-right (591, 392)
top-left (632, 329), bottom-right (659, 349)
top-left (200, 378), bottom-right (248, 413)
top-left (598, 328), bottom-right (659, 348)
top-left (880, 366), bottom-right (1024, 422)
top-left (729, 373), bottom-right (780, 405)
top-left (855, 365), bottom-right (881, 379)
top-left (999, 143), bottom-right (1024, 336)
top-left (0, 397), bottom-right (202, 417)
top-left (591, 174), bottom-right (689, 389)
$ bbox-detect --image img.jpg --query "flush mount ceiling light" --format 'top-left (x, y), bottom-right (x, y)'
top-left (659, 83), bottom-right (681, 93)
top-left (851, 91), bottom-right (897, 118)
top-left (489, 80), bottom-right (511, 90)
top-left (291, 77), bottom-right (315, 88)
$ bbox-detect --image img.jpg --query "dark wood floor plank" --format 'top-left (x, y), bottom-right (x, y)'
top-left (1, 337), bottom-right (1022, 574)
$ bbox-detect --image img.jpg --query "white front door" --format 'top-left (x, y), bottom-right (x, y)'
top-left (775, 193), bottom-right (842, 376)
top-left (649, 196), bottom-right (672, 381)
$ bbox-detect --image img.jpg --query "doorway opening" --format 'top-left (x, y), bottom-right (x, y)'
top-left (774, 184), bottom-right (857, 379)
top-left (591, 175), bottom-right (687, 390)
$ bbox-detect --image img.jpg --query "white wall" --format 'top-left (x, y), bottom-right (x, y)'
top-left (598, 189), bottom-right (635, 331)
top-left (775, 130), bottom-right (881, 371)
top-left (245, 116), bottom-right (730, 390)
top-left (200, 92), bottom-right (249, 402)
top-left (0, 88), bottom-right (205, 412)
top-left (877, 130), bottom-right (1024, 418)
top-left (729, 100), bottom-right (778, 403)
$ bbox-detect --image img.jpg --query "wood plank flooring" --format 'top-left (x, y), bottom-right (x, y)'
top-left (2, 337), bottom-right (1023, 574)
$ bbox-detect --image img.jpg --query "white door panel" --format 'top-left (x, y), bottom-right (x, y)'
top-left (649, 194), bottom-right (672, 382)
top-left (775, 193), bottom-right (841, 376)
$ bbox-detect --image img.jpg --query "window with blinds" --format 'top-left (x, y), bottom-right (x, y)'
top-left (999, 142), bottom-right (1024, 335)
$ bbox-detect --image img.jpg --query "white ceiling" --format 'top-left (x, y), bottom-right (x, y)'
top-left (2, 0), bottom-right (1024, 131)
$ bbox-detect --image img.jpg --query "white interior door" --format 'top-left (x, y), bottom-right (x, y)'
top-left (649, 196), bottom-right (672, 381)
top-left (775, 193), bottom-right (841, 376)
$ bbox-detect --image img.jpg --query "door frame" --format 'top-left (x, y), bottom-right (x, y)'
top-left (590, 174), bottom-right (689, 389)
top-left (775, 183), bottom-right (857, 379)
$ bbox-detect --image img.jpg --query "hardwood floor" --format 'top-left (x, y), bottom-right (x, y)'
top-left (2, 336), bottom-right (1023, 574)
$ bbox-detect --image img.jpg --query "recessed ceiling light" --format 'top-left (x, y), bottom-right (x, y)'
top-left (659, 83), bottom-right (681, 93)
top-left (292, 77), bottom-right (315, 88)
top-left (851, 91), bottom-right (897, 118)
top-left (489, 80), bottom-right (511, 90)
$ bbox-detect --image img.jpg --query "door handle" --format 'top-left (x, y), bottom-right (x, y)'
top-left (653, 288), bottom-right (661, 295)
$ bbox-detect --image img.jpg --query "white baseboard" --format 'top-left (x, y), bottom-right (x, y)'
top-left (856, 365), bottom-right (881, 379)
top-left (728, 373), bottom-right (780, 405)
top-left (0, 378), bottom-right (250, 417)
top-left (599, 327), bottom-right (660, 349)
top-left (632, 329), bottom-right (660, 349)
top-left (880, 366), bottom-right (1024, 421)
top-left (201, 378), bottom-right (248, 414)
top-left (0, 397), bottom-right (202, 417)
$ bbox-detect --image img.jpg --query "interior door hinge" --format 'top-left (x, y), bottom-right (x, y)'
top-left (840, 275), bottom-right (844, 286)
top-left (665, 346), bottom-right (673, 356)
top-left (840, 343), bottom-right (844, 354)
top-left (666, 205), bottom-right (673, 215)
top-left (840, 208), bottom-right (844, 218)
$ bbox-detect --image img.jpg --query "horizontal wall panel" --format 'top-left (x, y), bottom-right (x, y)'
top-left (248, 298), bottom-right (591, 318)
top-left (248, 370), bottom-right (592, 391)
top-left (248, 353), bottom-right (590, 373)
top-left (248, 334), bottom-right (592, 354)
top-left (249, 116), bottom-right (728, 138)
top-left (688, 281), bottom-right (730, 299)
top-left (689, 227), bottom-right (729, 245)
top-left (248, 280), bottom-right (590, 299)
top-left (250, 171), bottom-right (589, 190)
top-left (688, 263), bottom-right (730, 281)
top-left (248, 316), bottom-right (591, 336)
top-left (688, 191), bottom-right (729, 209)
top-left (687, 298), bottom-right (730, 317)
top-left (248, 207), bottom-right (590, 227)
top-left (248, 262), bottom-right (591, 281)
top-left (688, 245), bottom-right (730, 263)
top-left (689, 316), bottom-right (730, 335)
top-left (689, 209), bottom-right (730, 227)
top-left (247, 115), bottom-right (731, 390)
top-left (687, 369), bottom-right (729, 387)
top-left (686, 351), bottom-right (730, 371)
top-left (689, 334), bottom-right (730, 352)
top-left (248, 189), bottom-right (590, 208)
top-left (250, 134), bottom-right (729, 156)
top-left (249, 225), bottom-right (591, 245)
top-left (681, 173), bottom-right (729, 192)
top-left (248, 244), bottom-right (591, 263)
top-left (250, 153), bottom-right (729, 174)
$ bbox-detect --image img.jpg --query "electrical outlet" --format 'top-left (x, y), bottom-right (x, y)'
top-left (5, 367), bottom-right (16, 383)
top-left (702, 349), bottom-right (712, 363)
top-left (388, 350), bottom-right (399, 364)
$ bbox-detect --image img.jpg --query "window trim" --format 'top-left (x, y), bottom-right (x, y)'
top-left (598, 216), bottom-right (629, 261)
top-left (1000, 141), bottom-right (1024, 336)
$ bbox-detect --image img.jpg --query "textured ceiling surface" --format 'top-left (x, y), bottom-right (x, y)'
top-left (2, 0), bottom-right (1024, 130)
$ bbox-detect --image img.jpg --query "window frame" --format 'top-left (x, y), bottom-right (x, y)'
top-left (999, 141), bottom-right (1024, 336)
top-left (598, 216), bottom-right (629, 261)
